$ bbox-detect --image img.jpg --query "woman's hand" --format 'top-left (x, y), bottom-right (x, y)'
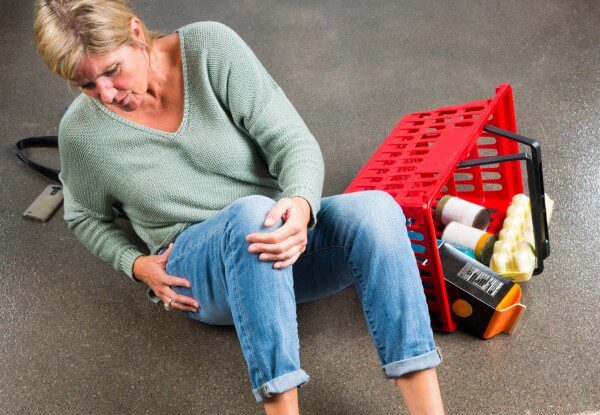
top-left (132, 243), bottom-right (200, 313)
top-left (245, 197), bottom-right (311, 269)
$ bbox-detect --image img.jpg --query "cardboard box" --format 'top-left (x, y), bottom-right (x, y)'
top-left (439, 242), bottom-right (526, 339)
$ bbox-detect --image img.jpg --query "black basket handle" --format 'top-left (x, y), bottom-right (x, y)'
top-left (457, 125), bottom-right (550, 275)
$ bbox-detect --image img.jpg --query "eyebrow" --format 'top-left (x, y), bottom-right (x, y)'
top-left (71, 61), bottom-right (119, 87)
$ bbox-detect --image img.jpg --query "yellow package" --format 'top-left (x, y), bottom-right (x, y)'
top-left (489, 193), bottom-right (554, 282)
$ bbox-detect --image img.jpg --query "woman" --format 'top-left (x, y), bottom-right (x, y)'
top-left (33, 1), bottom-right (445, 413)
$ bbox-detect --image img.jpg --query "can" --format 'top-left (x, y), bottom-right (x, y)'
top-left (435, 195), bottom-right (490, 230)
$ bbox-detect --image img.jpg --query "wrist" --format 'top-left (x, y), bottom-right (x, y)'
top-left (132, 255), bottom-right (146, 283)
top-left (292, 196), bottom-right (311, 226)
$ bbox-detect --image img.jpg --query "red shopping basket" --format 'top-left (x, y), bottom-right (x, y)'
top-left (344, 84), bottom-right (550, 333)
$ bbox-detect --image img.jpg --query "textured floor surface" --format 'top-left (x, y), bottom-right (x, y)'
top-left (1, 0), bottom-right (599, 414)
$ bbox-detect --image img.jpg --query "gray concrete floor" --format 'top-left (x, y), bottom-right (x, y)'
top-left (1, 0), bottom-right (599, 414)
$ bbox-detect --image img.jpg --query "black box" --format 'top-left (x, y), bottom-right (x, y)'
top-left (439, 242), bottom-right (526, 339)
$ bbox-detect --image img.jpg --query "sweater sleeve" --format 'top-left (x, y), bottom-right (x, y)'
top-left (58, 124), bottom-right (145, 282)
top-left (203, 22), bottom-right (325, 228)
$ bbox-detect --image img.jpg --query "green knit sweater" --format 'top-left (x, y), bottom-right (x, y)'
top-left (58, 21), bottom-right (324, 288)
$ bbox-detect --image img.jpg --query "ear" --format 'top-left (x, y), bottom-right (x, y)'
top-left (129, 17), bottom-right (145, 46)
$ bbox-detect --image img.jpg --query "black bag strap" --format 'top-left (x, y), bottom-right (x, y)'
top-left (13, 136), bottom-right (61, 183)
top-left (13, 136), bottom-right (128, 219)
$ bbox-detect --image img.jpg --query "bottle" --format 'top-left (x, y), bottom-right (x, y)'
top-left (441, 221), bottom-right (497, 265)
top-left (435, 195), bottom-right (490, 230)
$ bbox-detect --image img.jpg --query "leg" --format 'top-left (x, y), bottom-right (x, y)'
top-left (164, 195), bottom-right (309, 406)
top-left (395, 368), bottom-right (444, 415)
top-left (262, 387), bottom-right (299, 415)
top-left (293, 190), bottom-right (443, 411)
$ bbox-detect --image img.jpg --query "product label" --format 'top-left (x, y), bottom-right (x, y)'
top-left (457, 263), bottom-right (504, 297)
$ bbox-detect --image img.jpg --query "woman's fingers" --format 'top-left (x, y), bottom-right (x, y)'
top-left (167, 300), bottom-right (197, 313)
top-left (174, 301), bottom-right (198, 313)
top-left (161, 242), bottom-right (174, 258)
top-left (155, 243), bottom-right (174, 268)
top-left (246, 216), bottom-right (299, 246)
top-left (263, 197), bottom-right (292, 227)
top-left (160, 275), bottom-right (200, 311)
top-left (170, 275), bottom-right (192, 289)
top-left (169, 288), bottom-right (200, 308)
top-left (146, 244), bottom-right (199, 313)
top-left (259, 244), bottom-right (303, 262)
top-left (273, 250), bottom-right (303, 269)
top-left (249, 233), bottom-right (304, 255)
top-left (162, 288), bottom-right (200, 312)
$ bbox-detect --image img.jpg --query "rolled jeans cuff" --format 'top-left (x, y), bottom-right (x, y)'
top-left (252, 369), bottom-right (310, 403)
top-left (381, 346), bottom-right (443, 379)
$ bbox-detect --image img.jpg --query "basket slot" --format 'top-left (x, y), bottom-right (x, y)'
top-left (422, 132), bottom-right (441, 139)
top-left (479, 148), bottom-right (499, 157)
top-left (415, 141), bottom-right (436, 148)
top-left (421, 279), bottom-right (434, 290)
top-left (454, 172), bottom-right (473, 181)
top-left (425, 293), bottom-right (437, 302)
top-left (384, 184), bottom-right (404, 191)
top-left (482, 171), bottom-right (501, 180)
top-left (437, 109), bottom-right (457, 115)
top-left (368, 168), bottom-right (389, 174)
top-left (391, 135), bottom-right (414, 142)
top-left (455, 121), bottom-right (474, 127)
top-left (465, 106), bottom-right (485, 112)
top-left (478, 136), bottom-right (496, 145)
top-left (483, 183), bottom-right (503, 191)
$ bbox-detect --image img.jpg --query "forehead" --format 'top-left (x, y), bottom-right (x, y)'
top-left (71, 45), bottom-right (130, 84)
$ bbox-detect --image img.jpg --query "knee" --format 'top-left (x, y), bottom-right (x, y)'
top-left (343, 191), bottom-right (411, 250)
top-left (344, 190), bottom-right (405, 226)
top-left (226, 195), bottom-right (279, 234)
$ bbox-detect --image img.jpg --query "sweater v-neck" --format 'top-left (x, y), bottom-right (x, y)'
top-left (90, 27), bottom-right (190, 139)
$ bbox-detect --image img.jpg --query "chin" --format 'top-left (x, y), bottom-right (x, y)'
top-left (121, 101), bottom-right (141, 112)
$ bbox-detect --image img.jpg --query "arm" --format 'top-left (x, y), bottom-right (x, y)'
top-left (205, 22), bottom-right (325, 228)
top-left (57, 116), bottom-right (145, 282)
top-left (61, 181), bottom-right (145, 282)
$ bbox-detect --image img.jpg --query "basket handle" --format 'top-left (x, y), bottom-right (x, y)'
top-left (457, 125), bottom-right (550, 275)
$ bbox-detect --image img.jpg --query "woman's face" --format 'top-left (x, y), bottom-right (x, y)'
top-left (70, 43), bottom-right (149, 112)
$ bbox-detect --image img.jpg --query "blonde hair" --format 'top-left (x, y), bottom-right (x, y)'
top-left (33, 0), bottom-right (164, 81)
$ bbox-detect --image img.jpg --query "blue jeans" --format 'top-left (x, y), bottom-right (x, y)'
top-left (158, 190), bottom-right (442, 403)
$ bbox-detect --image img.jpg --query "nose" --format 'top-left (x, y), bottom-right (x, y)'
top-left (96, 79), bottom-right (117, 104)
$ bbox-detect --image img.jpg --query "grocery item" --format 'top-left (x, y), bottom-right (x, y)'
top-left (435, 195), bottom-right (490, 230)
top-left (441, 221), bottom-right (497, 265)
top-left (489, 193), bottom-right (554, 282)
top-left (439, 242), bottom-right (526, 339)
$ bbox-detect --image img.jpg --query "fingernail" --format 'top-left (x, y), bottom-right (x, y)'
top-left (265, 218), bottom-right (274, 226)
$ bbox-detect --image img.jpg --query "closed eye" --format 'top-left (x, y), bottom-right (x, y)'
top-left (80, 64), bottom-right (120, 90)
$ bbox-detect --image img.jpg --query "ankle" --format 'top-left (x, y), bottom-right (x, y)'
top-left (262, 387), bottom-right (299, 415)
